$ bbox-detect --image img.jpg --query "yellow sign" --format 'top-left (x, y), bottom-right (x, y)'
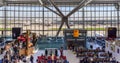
top-left (73, 29), bottom-right (79, 37)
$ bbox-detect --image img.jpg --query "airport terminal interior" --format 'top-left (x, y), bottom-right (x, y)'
top-left (0, 0), bottom-right (120, 63)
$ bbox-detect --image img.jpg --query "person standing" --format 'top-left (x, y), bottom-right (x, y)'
top-left (60, 47), bottom-right (63, 57)
top-left (55, 49), bottom-right (58, 56)
top-left (30, 55), bottom-right (34, 63)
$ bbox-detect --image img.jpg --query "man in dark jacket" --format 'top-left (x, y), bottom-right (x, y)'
top-left (30, 55), bottom-right (34, 63)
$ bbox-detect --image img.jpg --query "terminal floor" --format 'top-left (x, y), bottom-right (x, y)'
top-left (1, 50), bottom-right (78, 63)
top-left (27, 50), bottom-right (80, 63)
top-left (0, 42), bottom-right (101, 63)
top-left (26, 42), bottom-right (101, 63)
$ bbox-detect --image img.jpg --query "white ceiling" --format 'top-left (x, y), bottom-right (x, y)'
top-left (0, 0), bottom-right (3, 6)
top-left (6, 0), bottom-right (120, 3)
top-left (3, 0), bottom-right (120, 5)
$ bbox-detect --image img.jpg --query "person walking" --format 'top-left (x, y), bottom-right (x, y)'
top-left (30, 55), bottom-right (34, 63)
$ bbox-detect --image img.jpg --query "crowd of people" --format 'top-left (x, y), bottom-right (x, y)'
top-left (0, 43), bottom-right (28, 63)
top-left (37, 47), bottom-right (69, 63)
top-left (0, 44), bottom-right (69, 63)
top-left (0, 32), bottom-right (36, 63)
top-left (37, 54), bottom-right (67, 63)
top-left (76, 47), bottom-right (119, 63)
top-left (79, 57), bottom-right (119, 63)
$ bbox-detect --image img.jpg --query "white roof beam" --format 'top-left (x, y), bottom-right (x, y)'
top-left (39, 0), bottom-right (43, 5)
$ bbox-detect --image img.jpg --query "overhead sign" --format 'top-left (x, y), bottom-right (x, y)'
top-left (73, 29), bottom-right (79, 37)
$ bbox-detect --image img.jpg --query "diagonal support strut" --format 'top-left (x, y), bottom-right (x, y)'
top-left (49, 0), bottom-right (64, 17)
top-left (56, 20), bottom-right (64, 37)
top-left (44, 6), bottom-right (62, 17)
top-left (56, 17), bottom-right (70, 37)
top-left (39, 0), bottom-right (93, 37)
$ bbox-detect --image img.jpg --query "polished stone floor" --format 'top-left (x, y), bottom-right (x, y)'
top-left (28, 50), bottom-right (80, 63)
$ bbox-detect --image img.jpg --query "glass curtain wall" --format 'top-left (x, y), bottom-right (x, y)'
top-left (0, 7), bottom-right (4, 37)
top-left (84, 4), bottom-right (118, 37)
top-left (0, 3), bottom-right (119, 37)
